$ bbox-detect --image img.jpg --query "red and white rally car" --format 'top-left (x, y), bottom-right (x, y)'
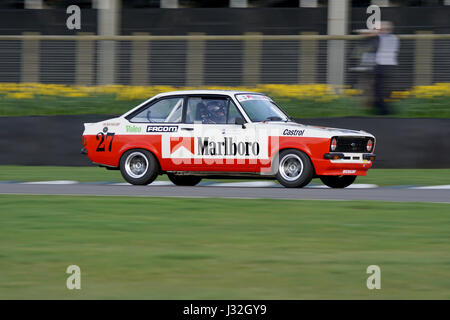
top-left (81, 90), bottom-right (376, 188)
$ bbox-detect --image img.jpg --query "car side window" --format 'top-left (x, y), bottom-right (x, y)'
top-left (129, 97), bottom-right (183, 123)
top-left (185, 97), bottom-right (228, 124)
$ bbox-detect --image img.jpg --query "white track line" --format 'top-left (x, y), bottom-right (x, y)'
top-left (21, 180), bottom-right (79, 185)
top-left (208, 181), bottom-right (277, 188)
top-left (12, 180), bottom-right (450, 190)
top-left (112, 181), bottom-right (174, 186)
top-left (411, 185), bottom-right (450, 190)
top-left (307, 184), bottom-right (378, 189)
top-left (346, 184), bottom-right (379, 189)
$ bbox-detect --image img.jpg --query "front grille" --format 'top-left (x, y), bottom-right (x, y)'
top-left (333, 136), bottom-right (372, 153)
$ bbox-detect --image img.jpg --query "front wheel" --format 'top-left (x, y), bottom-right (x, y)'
top-left (274, 149), bottom-right (314, 188)
top-left (319, 175), bottom-right (357, 188)
top-left (120, 149), bottom-right (159, 185)
top-left (167, 173), bottom-right (202, 186)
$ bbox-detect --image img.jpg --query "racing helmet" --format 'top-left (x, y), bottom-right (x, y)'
top-left (206, 100), bottom-right (225, 118)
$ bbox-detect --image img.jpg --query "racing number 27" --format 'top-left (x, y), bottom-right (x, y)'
top-left (96, 132), bottom-right (115, 152)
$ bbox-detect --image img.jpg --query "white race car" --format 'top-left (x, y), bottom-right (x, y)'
top-left (82, 90), bottom-right (376, 188)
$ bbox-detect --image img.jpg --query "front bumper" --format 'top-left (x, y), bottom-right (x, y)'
top-left (323, 152), bottom-right (376, 161)
top-left (314, 152), bottom-right (376, 176)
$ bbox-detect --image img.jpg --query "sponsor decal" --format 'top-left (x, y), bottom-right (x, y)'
top-left (102, 122), bottom-right (120, 127)
top-left (198, 137), bottom-right (260, 156)
top-left (343, 170), bottom-right (356, 174)
top-left (283, 129), bottom-right (305, 136)
top-left (147, 125), bottom-right (178, 133)
top-left (170, 137), bottom-right (195, 154)
top-left (236, 94), bottom-right (272, 102)
top-left (126, 125), bottom-right (142, 133)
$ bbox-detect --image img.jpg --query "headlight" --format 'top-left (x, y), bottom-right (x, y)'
top-left (366, 139), bottom-right (373, 152)
top-left (330, 137), bottom-right (337, 151)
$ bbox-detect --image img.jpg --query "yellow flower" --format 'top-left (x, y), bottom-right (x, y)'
top-left (1, 82), bottom-right (449, 103)
top-left (6, 92), bottom-right (34, 99)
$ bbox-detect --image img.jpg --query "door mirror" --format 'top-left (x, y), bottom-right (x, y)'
top-left (235, 117), bottom-right (246, 128)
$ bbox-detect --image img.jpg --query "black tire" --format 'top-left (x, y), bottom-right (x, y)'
top-left (274, 149), bottom-right (314, 188)
top-left (119, 149), bottom-right (159, 185)
top-left (167, 173), bottom-right (202, 186)
top-left (319, 175), bottom-right (357, 188)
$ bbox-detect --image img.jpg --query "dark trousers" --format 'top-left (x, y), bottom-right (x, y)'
top-left (374, 65), bottom-right (395, 115)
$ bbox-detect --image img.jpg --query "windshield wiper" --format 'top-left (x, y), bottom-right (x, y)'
top-left (264, 116), bottom-right (283, 122)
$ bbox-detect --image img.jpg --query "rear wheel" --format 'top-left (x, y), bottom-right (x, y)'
top-left (274, 149), bottom-right (313, 188)
top-left (167, 173), bottom-right (202, 186)
top-left (319, 175), bottom-right (357, 188)
top-left (120, 149), bottom-right (159, 185)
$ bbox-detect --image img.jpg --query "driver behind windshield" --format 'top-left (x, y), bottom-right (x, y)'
top-left (205, 100), bottom-right (226, 124)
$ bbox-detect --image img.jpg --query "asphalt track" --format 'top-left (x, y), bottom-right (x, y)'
top-left (0, 183), bottom-right (449, 203)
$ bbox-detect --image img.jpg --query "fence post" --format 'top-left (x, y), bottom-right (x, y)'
top-left (131, 32), bottom-right (150, 86)
top-left (243, 32), bottom-right (261, 86)
top-left (76, 32), bottom-right (94, 86)
top-left (97, 0), bottom-right (120, 85)
top-left (230, 0), bottom-right (248, 7)
top-left (299, 32), bottom-right (318, 84)
top-left (414, 31), bottom-right (433, 86)
top-left (327, 0), bottom-right (348, 87)
top-left (160, 0), bottom-right (178, 8)
top-left (186, 32), bottom-right (205, 87)
top-left (21, 32), bottom-right (40, 83)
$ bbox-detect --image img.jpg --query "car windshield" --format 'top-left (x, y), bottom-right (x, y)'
top-left (236, 94), bottom-right (289, 122)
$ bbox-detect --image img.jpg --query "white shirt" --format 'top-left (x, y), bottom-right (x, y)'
top-left (376, 33), bottom-right (399, 66)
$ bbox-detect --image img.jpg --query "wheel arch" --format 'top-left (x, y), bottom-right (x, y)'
top-left (118, 146), bottom-right (162, 173)
top-left (271, 146), bottom-right (317, 176)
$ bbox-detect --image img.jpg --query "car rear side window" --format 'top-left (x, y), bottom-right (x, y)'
top-left (130, 97), bottom-right (183, 123)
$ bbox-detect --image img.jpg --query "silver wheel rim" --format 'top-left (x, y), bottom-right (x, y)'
top-left (125, 152), bottom-right (149, 179)
top-left (279, 154), bottom-right (304, 181)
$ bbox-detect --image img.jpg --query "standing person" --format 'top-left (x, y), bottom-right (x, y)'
top-left (372, 21), bottom-right (399, 115)
top-left (350, 28), bottom-right (378, 109)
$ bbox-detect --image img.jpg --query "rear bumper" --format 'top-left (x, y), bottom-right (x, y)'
top-left (81, 147), bottom-right (88, 155)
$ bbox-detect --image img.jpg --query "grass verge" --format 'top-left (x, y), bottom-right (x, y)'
top-left (1, 95), bottom-right (449, 118)
top-left (0, 166), bottom-right (449, 186)
top-left (0, 195), bottom-right (449, 299)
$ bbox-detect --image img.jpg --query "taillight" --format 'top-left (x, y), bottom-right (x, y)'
top-left (330, 138), bottom-right (337, 151)
top-left (82, 136), bottom-right (87, 147)
top-left (366, 139), bottom-right (373, 152)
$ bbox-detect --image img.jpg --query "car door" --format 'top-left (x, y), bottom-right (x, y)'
top-left (176, 95), bottom-right (258, 172)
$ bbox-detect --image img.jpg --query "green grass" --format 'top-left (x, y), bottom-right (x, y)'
top-left (0, 165), bottom-right (127, 183)
top-left (0, 165), bottom-right (449, 186)
top-left (1, 94), bottom-right (449, 118)
top-left (357, 169), bottom-right (450, 186)
top-left (0, 195), bottom-right (449, 299)
top-left (0, 94), bottom-right (136, 117)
